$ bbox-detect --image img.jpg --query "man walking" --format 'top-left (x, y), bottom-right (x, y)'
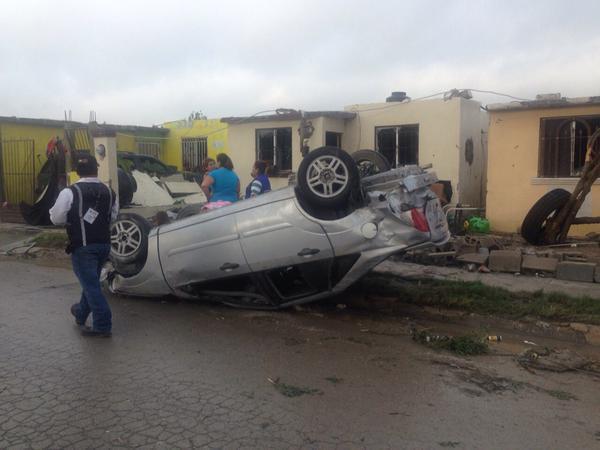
top-left (50, 155), bottom-right (118, 337)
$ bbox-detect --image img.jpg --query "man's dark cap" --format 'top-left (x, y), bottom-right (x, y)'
top-left (76, 155), bottom-right (99, 175)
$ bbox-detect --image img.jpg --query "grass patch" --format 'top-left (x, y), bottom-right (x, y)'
top-left (439, 442), bottom-right (460, 448)
top-left (324, 376), bottom-right (343, 384)
top-left (544, 389), bottom-right (578, 401)
top-left (31, 231), bottom-right (68, 249)
top-left (268, 378), bottom-right (322, 398)
top-left (358, 273), bottom-right (600, 325)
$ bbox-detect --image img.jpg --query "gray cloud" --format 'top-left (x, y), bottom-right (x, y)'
top-left (1, 0), bottom-right (599, 125)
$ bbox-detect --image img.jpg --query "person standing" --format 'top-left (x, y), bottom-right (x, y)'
top-left (245, 160), bottom-right (271, 199)
top-left (49, 155), bottom-right (118, 337)
top-left (201, 153), bottom-right (240, 203)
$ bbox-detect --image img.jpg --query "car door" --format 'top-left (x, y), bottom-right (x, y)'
top-left (158, 213), bottom-right (250, 289)
top-left (236, 198), bottom-right (334, 272)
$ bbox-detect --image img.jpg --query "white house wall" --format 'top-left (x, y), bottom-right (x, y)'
top-left (343, 98), bottom-right (463, 202)
top-left (458, 98), bottom-right (489, 207)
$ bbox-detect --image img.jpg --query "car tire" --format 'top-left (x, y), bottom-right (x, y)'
top-left (352, 149), bottom-right (391, 177)
top-left (297, 146), bottom-right (359, 208)
top-left (110, 213), bottom-right (151, 268)
top-left (521, 188), bottom-right (571, 245)
top-left (118, 168), bottom-right (135, 208)
top-left (176, 203), bottom-right (204, 220)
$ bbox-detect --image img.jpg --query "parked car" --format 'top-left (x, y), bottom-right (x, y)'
top-left (106, 147), bottom-right (450, 309)
top-left (117, 152), bottom-right (178, 177)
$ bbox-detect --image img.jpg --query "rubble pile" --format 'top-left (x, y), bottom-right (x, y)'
top-left (404, 234), bottom-right (600, 284)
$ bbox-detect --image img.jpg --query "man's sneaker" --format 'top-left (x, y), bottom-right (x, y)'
top-left (70, 304), bottom-right (85, 326)
top-left (80, 326), bottom-right (112, 338)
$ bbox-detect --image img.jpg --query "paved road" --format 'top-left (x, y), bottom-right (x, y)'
top-left (1, 261), bottom-right (600, 449)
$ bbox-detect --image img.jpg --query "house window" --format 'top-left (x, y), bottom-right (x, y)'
top-left (136, 140), bottom-right (162, 159)
top-left (256, 127), bottom-right (292, 175)
top-left (539, 116), bottom-right (600, 177)
top-left (325, 131), bottom-right (342, 148)
top-left (375, 125), bottom-right (419, 167)
top-left (181, 137), bottom-right (208, 172)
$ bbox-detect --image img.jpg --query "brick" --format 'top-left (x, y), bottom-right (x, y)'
top-left (521, 255), bottom-right (559, 273)
top-left (555, 261), bottom-right (596, 283)
top-left (489, 250), bottom-right (522, 273)
top-left (456, 252), bottom-right (488, 265)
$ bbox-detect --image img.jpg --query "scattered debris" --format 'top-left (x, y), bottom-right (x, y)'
top-left (413, 329), bottom-right (489, 356)
top-left (267, 377), bottom-right (322, 398)
top-left (523, 340), bottom-right (538, 346)
top-left (345, 336), bottom-right (373, 347)
top-left (486, 335), bottom-right (502, 342)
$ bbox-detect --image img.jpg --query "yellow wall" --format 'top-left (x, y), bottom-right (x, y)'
top-left (0, 122), bottom-right (64, 203)
top-left (486, 105), bottom-right (600, 235)
top-left (162, 119), bottom-right (228, 170)
top-left (116, 133), bottom-right (137, 152)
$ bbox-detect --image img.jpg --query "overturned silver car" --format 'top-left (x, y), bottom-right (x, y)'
top-left (106, 147), bottom-right (449, 308)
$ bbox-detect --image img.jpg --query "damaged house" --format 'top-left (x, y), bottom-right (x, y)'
top-left (486, 94), bottom-right (600, 236)
top-left (222, 92), bottom-right (488, 208)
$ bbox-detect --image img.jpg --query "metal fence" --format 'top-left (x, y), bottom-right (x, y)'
top-left (0, 139), bottom-right (36, 204)
top-left (181, 137), bottom-right (207, 171)
top-left (136, 140), bottom-right (162, 159)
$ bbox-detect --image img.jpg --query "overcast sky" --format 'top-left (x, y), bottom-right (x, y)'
top-left (1, 0), bottom-right (599, 126)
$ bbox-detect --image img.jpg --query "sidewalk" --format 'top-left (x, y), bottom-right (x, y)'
top-left (374, 260), bottom-right (600, 300)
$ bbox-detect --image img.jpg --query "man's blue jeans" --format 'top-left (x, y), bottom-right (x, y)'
top-left (71, 243), bottom-right (112, 332)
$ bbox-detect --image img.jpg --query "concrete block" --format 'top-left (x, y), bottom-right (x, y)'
top-left (456, 244), bottom-right (478, 255)
top-left (489, 250), bottom-right (522, 273)
top-left (586, 325), bottom-right (600, 346)
top-left (521, 255), bottom-right (559, 273)
top-left (456, 253), bottom-right (488, 265)
top-left (556, 262), bottom-right (596, 283)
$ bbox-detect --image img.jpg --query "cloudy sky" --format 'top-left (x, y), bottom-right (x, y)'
top-left (1, 0), bottom-right (599, 126)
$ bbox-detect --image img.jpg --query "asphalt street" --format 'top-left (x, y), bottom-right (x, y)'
top-left (1, 260), bottom-right (600, 449)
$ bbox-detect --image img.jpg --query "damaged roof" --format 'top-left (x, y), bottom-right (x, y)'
top-left (487, 95), bottom-right (600, 112)
top-left (221, 110), bottom-right (356, 124)
top-left (0, 115), bottom-right (169, 135)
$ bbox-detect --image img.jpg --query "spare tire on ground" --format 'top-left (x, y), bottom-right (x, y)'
top-left (297, 146), bottom-right (359, 209)
top-left (110, 213), bottom-right (152, 276)
top-left (521, 188), bottom-right (571, 245)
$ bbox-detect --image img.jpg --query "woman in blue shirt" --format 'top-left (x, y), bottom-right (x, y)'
top-left (201, 153), bottom-right (240, 203)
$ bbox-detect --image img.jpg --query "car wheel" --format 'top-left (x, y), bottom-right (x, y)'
top-left (118, 168), bottom-right (135, 208)
top-left (352, 149), bottom-right (391, 177)
top-left (521, 188), bottom-right (571, 245)
top-left (176, 203), bottom-right (204, 220)
top-left (297, 146), bottom-right (359, 208)
top-left (110, 213), bottom-right (151, 266)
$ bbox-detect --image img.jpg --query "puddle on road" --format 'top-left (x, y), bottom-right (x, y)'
top-left (431, 356), bottom-right (579, 401)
